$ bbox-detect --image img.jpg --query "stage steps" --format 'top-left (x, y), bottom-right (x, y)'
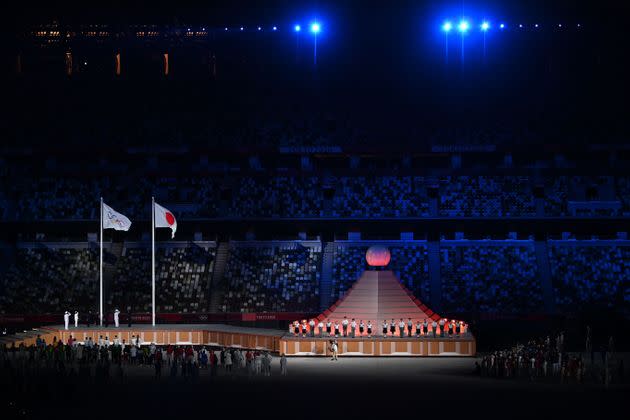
top-left (319, 242), bottom-right (335, 311)
top-left (319, 271), bottom-right (437, 324)
top-left (209, 242), bottom-right (230, 312)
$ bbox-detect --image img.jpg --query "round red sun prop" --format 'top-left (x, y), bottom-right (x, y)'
top-left (366, 246), bottom-right (391, 267)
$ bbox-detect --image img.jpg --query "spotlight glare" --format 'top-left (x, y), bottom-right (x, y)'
top-left (480, 21), bottom-right (490, 31)
top-left (558, 24), bottom-right (562, 28)
top-left (500, 23), bottom-right (505, 29)
top-left (240, 26), bottom-right (244, 31)
top-left (258, 26), bottom-right (261, 31)
top-left (519, 24), bottom-right (523, 28)
top-left (457, 20), bottom-right (469, 33)
top-left (442, 21), bottom-right (452, 32)
top-left (294, 24), bottom-right (301, 32)
top-left (273, 26), bottom-right (277, 31)
top-left (310, 22), bottom-right (321, 33)
top-left (534, 24), bottom-right (539, 28)
top-left (224, 27), bottom-right (228, 31)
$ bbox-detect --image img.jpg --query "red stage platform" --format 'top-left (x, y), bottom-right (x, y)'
top-left (280, 270), bottom-right (476, 357)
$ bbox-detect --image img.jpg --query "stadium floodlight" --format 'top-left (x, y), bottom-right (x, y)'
top-left (240, 26), bottom-right (244, 31)
top-left (258, 26), bottom-right (262, 31)
top-left (310, 22), bottom-right (321, 33)
top-left (294, 24), bottom-right (301, 32)
top-left (458, 20), bottom-right (469, 33)
top-left (534, 24), bottom-right (539, 28)
top-left (519, 24), bottom-right (523, 28)
top-left (442, 21), bottom-right (452, 32)
top-left (500, 23), bottom-right (505, 29)
top-left (558, 24), bottom-right (562, 28)
top-left (481, 21), bottom-right (490, 31)
top-left (273, 26), bottom-right (277, 31)
top-left (224, 27), bottom-right (228, 31)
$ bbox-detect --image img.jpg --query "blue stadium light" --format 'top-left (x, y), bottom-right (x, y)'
top-left (240, 26), bottom-right (244, 31)
top-left (442, 21), bottom-right (453, 32)
top-left (534, 24), bottom-right (539, 28)
top-left (294, 24), bottom-right (301, 32)
top-left (224, 27), bottom-right (228, 31)
top-left (480, 21), bottom-right (490, 31)
top-left (500, 23), bottom-right (505, 29)
top-left (273, 26), bottom-right (277, 31)
top-left (558, 24), bottom-right (562, 28)
top-left (258, 26), bottom-right (262, 31)
top-left (458, 20), bottom-right (470, 33)
top-left (519, 24), bottom-right (523, 28)
top-left (310, 22), bottom-right (321, 33)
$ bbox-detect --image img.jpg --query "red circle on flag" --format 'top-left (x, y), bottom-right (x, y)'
top-left (165, 212), bottom-right (175, 225)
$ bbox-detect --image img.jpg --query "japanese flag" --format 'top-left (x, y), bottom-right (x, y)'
top-left (154, 202), bottom-right (177, 238)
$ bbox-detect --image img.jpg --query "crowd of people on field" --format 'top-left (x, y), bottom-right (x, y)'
top-left (476, 328), bottom-right (625, 386)
top-left (0, 335), bottom-right (287, 383)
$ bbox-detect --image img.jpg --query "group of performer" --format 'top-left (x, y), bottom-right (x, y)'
top-left (64, 309), bottom-right (122, 329)
top-left (290, 316), bottom-right (467, 339)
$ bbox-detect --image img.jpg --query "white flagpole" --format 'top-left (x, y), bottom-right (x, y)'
top-left (152, 196), bottom-right (156, 327)
top-left (100, 197), bottom-right (103, 326)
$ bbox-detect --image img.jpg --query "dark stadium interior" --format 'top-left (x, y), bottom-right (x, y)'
top-left (1, 0), bottom-right (630, 418)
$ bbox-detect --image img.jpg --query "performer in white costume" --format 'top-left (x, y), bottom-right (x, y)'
top-left (64, 311), bottom-right (70, 330)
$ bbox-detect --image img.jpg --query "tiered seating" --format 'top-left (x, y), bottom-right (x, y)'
top-left (544, 176), bottom-right (568, 216)
top-left (0, 246), bottom-right (98, 314)
top-left (390, 244), bottom-right (431, 303)
top-left (8, 172), bottom-right (630, 220)
top-left (227, 177), bottom-right (324, 218)
top-left (440, 242), bottom-right (542, 313)
top-left (108, 247), bottom-right (152, 312)
top-left (439, 176), bottom-right (536, 217)
top-left (108, 244), bottom-right (216, 313)
top-left (157, 246), bottom-right (215, 313)
top-left (331, 245), bottom-right (369, 299)
top-left (15, 177), bottom-right (100, 220)
top-left (548, 243), bottom-right (630, 311)
top-left (615, 177), bottom-right (630, 216)
top-left (221, 243), bottom-right (321, 312)
top-left (330, 177), bottom-right (430, 218)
